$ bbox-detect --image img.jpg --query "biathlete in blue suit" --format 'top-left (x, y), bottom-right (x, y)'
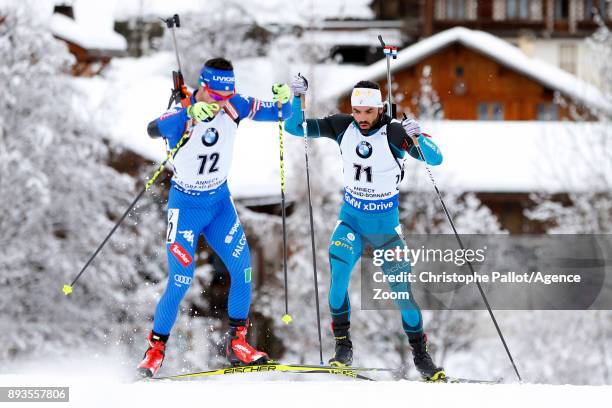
top-left (137, 58), bottom-right (292, 377)
top-left (284, 75), bottom-right (446, 381)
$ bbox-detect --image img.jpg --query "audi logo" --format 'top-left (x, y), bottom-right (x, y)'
top-left (174, 275), bottom-right (192, 285)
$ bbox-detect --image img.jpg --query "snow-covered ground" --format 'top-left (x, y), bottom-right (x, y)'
top-left (1, 346), bottom-right (610, 408)
top-left (1, 366), bottom-right (610, 408)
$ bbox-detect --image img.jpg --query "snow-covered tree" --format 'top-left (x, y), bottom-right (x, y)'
top-left (157, 0), bottom-right (273, 88)
top-left (408, 65), bottom-right (444, 120)
top-left (0, 3), bottom-right (174, 367)
top-left (396, 159), bottom-right (505, 374)
top-left (510, 15), bottom-right (612, 385)
top-left (526, 14), bottom-right (611, 233)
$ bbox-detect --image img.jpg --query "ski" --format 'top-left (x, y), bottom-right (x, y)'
top-left (443, 376), bottom-right (504, 384)
top-left (147, 363), bottom-right (390, 381)
top-left (145, 363), bottom-right (502, 384)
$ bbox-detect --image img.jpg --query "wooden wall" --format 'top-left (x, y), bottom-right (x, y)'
top-left (338, 43), bottom-right (572, 120)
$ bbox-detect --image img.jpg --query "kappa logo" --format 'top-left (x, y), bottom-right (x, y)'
top-left (178, 230), bottom-right (195, 246)
top-left (170, 243), bottom-right (192, 267)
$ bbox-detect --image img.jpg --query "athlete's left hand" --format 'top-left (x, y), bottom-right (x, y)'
top-left (272, 83), bottom-right (291, 104)
top-left (401, 117), bottom-right (421, 138)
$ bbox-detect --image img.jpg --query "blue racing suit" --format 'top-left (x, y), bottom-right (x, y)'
top-left (285, 96), bottom-right (442, 339)
top-left (147, 90), bottom-right (291, 334)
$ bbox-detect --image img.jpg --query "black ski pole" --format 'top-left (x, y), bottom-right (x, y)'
top-left (408, 128), bottom-right (522, 382)
top-left (299, 81), bottom-right (324, 364)
top-left (378, 35), bottom-right (398, 118)
top-left (64, 14), bottom-right (190, 296)
top-left (63, 132), bottom-right (191, 296)
top-left (162, 14), bottom-right (190, 110)
top-left (378, 33), bottom-right (522, 381)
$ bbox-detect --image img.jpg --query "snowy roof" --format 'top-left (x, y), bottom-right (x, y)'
top-left (419, 120), bottom-right (608, 194)
top-left (50, 11), bottom-right (127, 53)
top-left (320, 27), bottom-right (612, 116)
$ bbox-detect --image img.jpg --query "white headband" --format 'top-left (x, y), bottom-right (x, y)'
top-left (351, 87), bottom-right (383, 108)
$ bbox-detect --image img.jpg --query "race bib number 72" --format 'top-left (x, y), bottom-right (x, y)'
top-left (167, 209), bottom-right (179, 244)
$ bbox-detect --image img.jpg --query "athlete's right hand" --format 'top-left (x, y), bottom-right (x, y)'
top-left (290, 73), bottom-right (309, 96)
top-left (186, 102), bottom-right (219, 121)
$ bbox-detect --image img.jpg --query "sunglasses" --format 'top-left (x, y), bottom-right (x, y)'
top-left (204, 84), bottom-right (235, 101)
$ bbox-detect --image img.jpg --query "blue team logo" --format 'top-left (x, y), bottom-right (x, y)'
top-left (202, 128), bottom-right (219, 147)
top-left (356, 141), bottom-right (373, 159)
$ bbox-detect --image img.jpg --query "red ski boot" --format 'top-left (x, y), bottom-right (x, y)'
top-left (137, 332), bottom-right (168, 378)
top-left (225, 321), bottom-right (270, 366)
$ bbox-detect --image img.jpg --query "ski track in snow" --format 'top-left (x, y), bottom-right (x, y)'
top-left (0, 369), bottom-right (610, 408)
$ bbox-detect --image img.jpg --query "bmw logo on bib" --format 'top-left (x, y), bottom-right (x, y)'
top-left (356, 141), bottom-right (373, 159)
top-left (202, 128), bottom-right (219, 147)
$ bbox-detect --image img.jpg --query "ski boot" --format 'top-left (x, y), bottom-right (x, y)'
top-left (225, 320), bottom-right (270, 366)
top-left (409, 333), bottom-right (446, 382)
top-left (329, 323), bottom-right (353, 367)
top-left (137, 331), bottom-right (168, 378)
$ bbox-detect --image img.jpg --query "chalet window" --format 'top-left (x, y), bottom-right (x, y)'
top-left (555, 0), bottom-right (570, 20)
top-left (506, 0), bottom-right (530, 19)
top-left (529, 0), bottom-right (544, 21)
top-left (494, 0), bottom-right (543, 21)
top-left (53, 4), bottom-right (74, 19)
top-left (478, 103), bottom-right (504, 120)
top-left (584, 0), bottom-right (607, 19)
top-left (492, 103), bottom-right (503, 120)
top-left (537, 103), bottom-right (559, 121)
top-left (435, 0), bottom-right (477, 20)
top-left (559, 44), bottom-right (577, 74)
top-left (448, 0), bottom-right (465, 19)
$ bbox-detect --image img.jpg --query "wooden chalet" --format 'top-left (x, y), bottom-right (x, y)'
top-left (326, 27), bottom-right (609, 120)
